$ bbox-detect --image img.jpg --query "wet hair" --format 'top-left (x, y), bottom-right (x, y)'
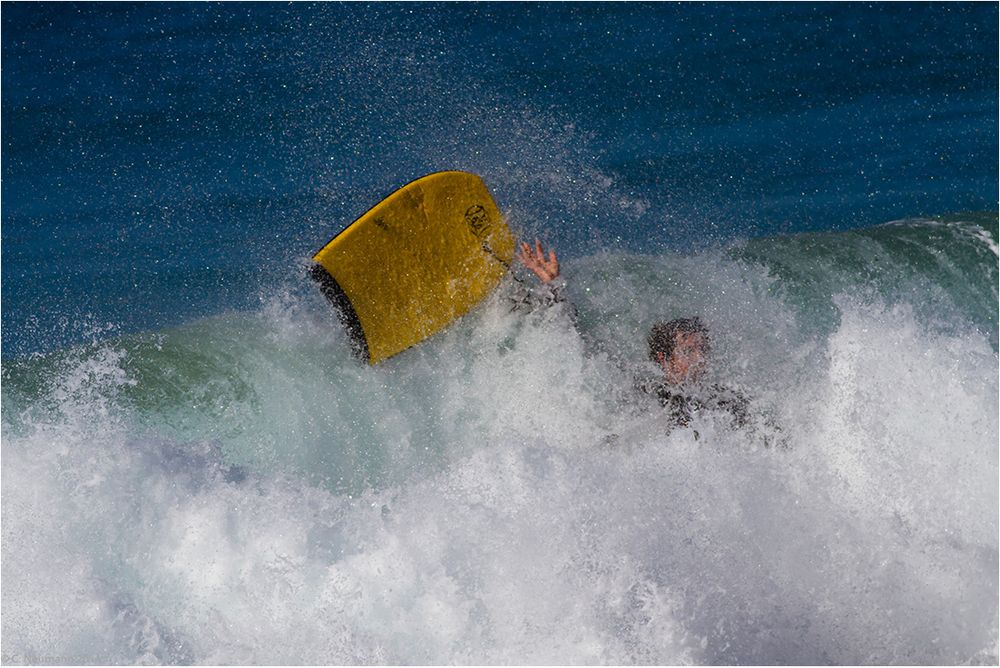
top-left (647, 317), bottom-right (710, 362)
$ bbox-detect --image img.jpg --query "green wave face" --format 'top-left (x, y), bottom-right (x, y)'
top-left (727, 214), bottom-right (999, 342)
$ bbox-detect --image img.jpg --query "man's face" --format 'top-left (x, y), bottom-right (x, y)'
top-left (659, 331), bottom-right (709, 384)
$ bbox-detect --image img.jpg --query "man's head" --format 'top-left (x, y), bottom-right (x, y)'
top-left (648, 317), bottom-right (710, 384)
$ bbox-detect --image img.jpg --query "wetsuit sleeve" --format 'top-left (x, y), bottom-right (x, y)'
top-left (707, 384), bottom-right (788, 448)
top-left (508, 278), bottom-right (570, 312)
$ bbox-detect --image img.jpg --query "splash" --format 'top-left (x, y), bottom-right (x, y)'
top-left (3, 220), bottom-right (997, 664)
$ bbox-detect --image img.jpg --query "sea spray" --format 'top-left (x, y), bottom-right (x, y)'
top-left (2, 219), bottom-right (997, 663)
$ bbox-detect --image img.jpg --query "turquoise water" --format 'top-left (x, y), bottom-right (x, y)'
top-left (2, 4), bottom-right (998, 664)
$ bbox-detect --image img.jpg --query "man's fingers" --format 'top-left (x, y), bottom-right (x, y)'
top-left (520, 241), bottom-right (536, 258)
top-left (520, 251), bottom-right (538, 270)
top-left (517, 239), bottom-right (559, 282)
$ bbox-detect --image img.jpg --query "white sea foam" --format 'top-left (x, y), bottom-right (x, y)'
top-left (2, 250), bottom-right (997, 664)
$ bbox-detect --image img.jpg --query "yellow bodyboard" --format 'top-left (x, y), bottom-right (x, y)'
top-left (311, 171), bottom-right (515, 364)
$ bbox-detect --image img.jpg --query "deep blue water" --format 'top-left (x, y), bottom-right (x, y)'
top-left (2, 2), bottom-right (997, 356)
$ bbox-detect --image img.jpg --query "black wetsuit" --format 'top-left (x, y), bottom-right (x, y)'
top-left (643, 381), bottom-right (751, 429)
top-left (638, 378), bottom-right (787, 447)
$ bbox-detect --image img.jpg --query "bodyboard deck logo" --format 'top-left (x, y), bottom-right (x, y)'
top-left (465, 204), bottom-right (492, 238)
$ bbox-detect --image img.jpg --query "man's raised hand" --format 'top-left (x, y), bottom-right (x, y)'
top-left (518, 238), bottom-right (560, 283)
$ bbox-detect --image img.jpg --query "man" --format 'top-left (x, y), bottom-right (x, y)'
top-left (643, 317), bottom-right (750, 430)
top-left (518, 239), bottom-right (757, 435)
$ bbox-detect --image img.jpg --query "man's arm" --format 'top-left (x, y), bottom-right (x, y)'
top-left (704, 384), bottom-right (789, 448)
top-left (509, 238), bottom-right (569, 312)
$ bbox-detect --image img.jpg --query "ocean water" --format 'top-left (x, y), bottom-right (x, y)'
top-left (2, 3), bottom-right (998, 665)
